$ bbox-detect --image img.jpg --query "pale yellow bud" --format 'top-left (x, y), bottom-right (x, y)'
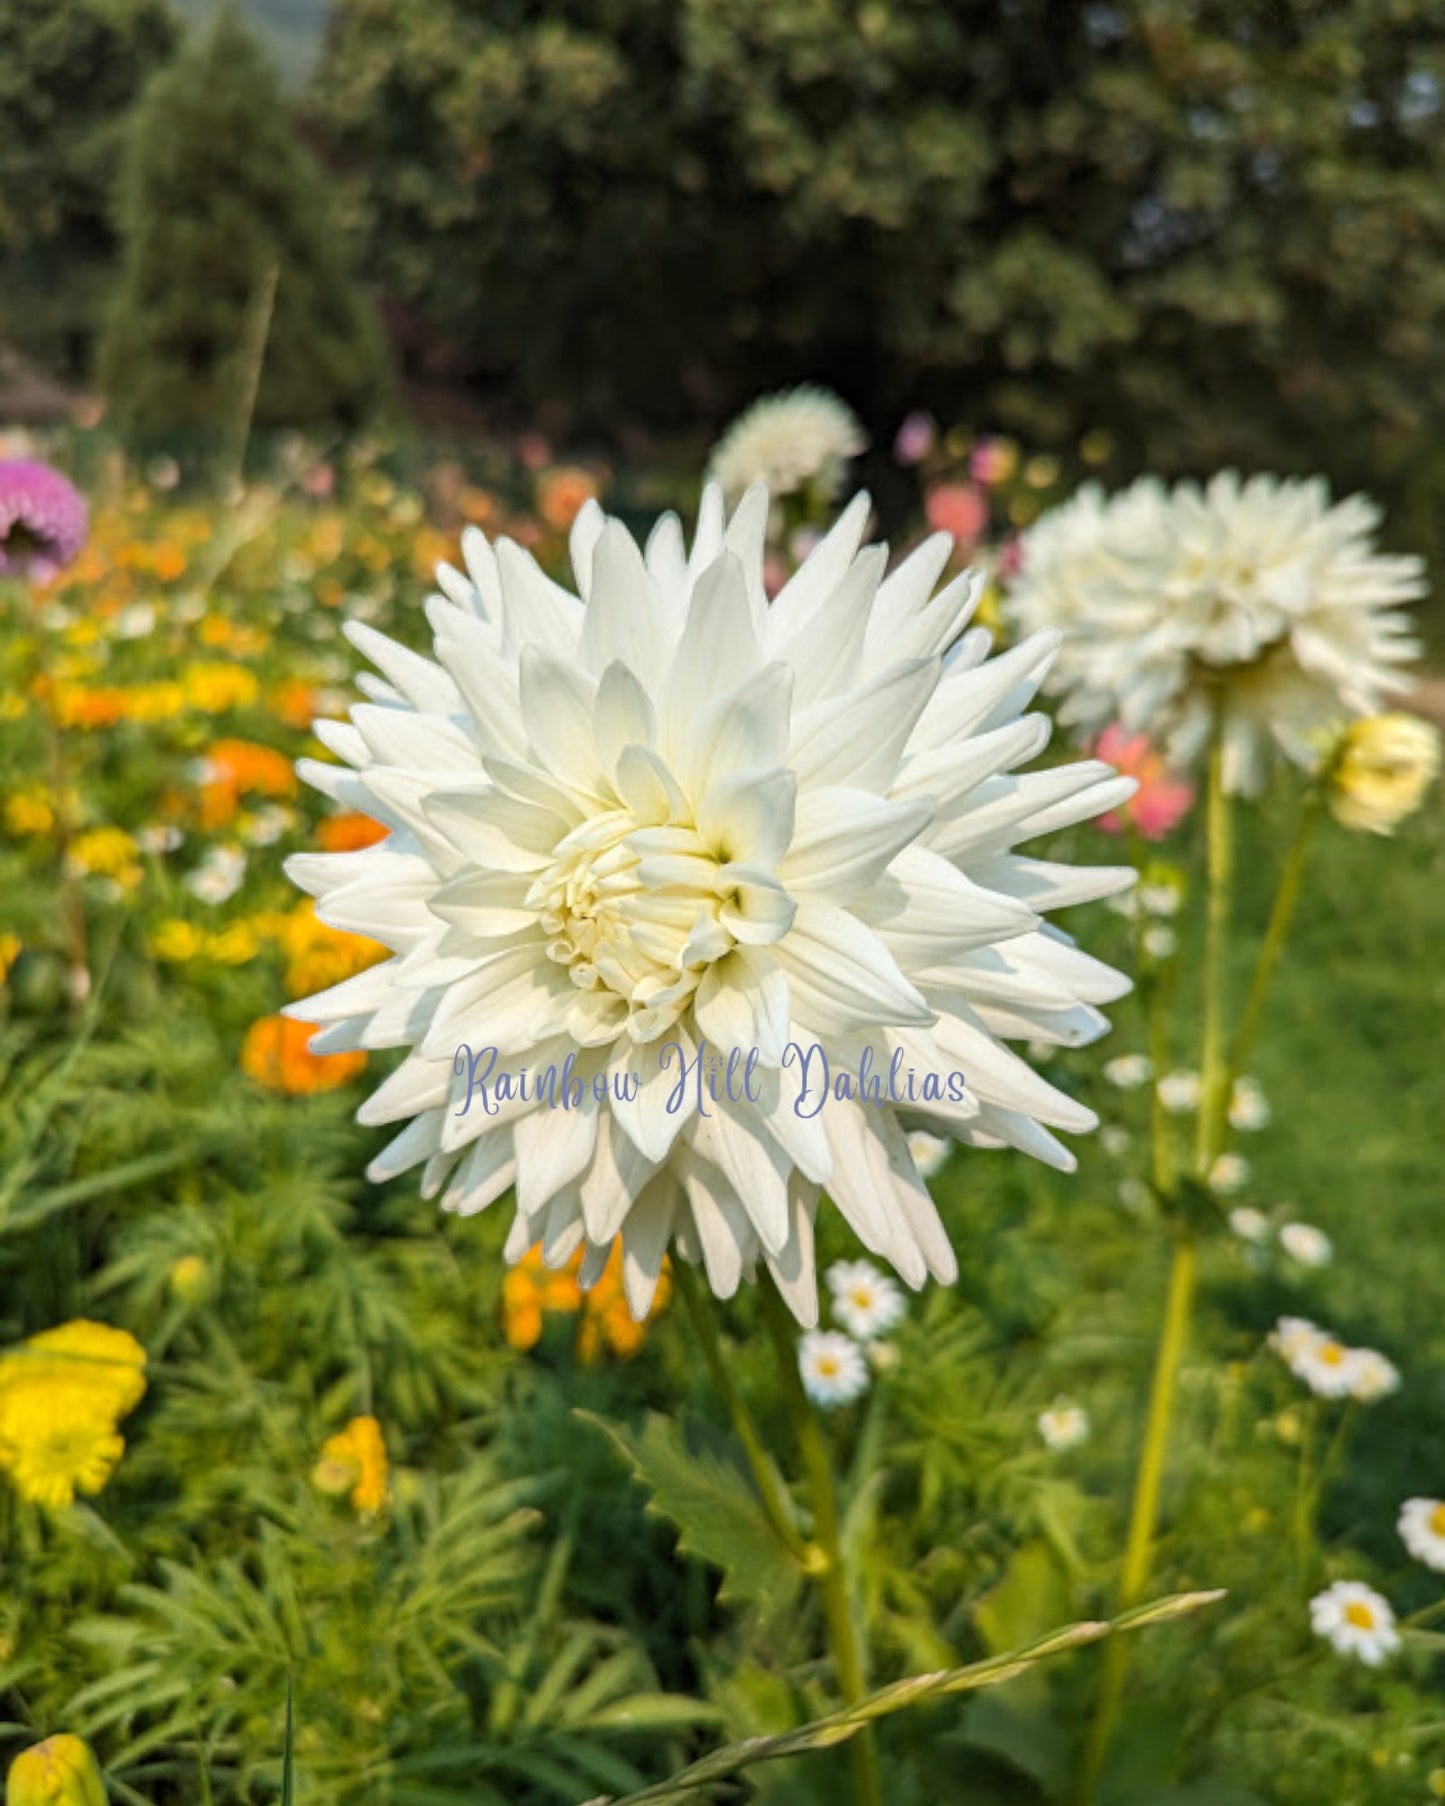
top-left (167, 1255), bottom-right (212, 1306)
top-left (6, 1736), bottom-right (106, 1806)
top-left (1328, 713), bottom-right (1440, 835)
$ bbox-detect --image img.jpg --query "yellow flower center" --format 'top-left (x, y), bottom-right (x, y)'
top-left (1320, 1342), bottom-right (1345, 1366)
top-left (528, 809), bottom-right (791, 1041)
top-left (1344, 1601), bottom-right (1376, 1631)
top-left (816, 1355), bottom-right (840, 1378)
top-left (851, 1289), bottom-right (874, 1310)
top-left (1429, 1504), bottom-right (1445, 1538)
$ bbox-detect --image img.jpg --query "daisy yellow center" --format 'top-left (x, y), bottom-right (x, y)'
top-left (851, 1288), bottom-right (874, 1309)
top-left (1320, 1342), bottom-right (1345, 1366)
top-left (1343, 1601), bottom-right (1376, 1631)
top-left (816, 1355), bottom-right (841, 1378)
top-left (1430, 1504), bottom-right (1445, 1538)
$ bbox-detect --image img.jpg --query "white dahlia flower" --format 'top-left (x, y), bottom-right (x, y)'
top-left (1005, 473), bottom-right (1426, 796)
top-left (708, 388), bottom-right (866, 509)
top-left (285, 485), bottom-right (1135, 1323)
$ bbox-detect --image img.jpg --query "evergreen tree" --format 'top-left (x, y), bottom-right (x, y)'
top-left (0, 0), bottom-right (177, 376)
top-left (100, 8), bottom-right (387, 439)
top-left (315, 0), bottom-right (1445, 512)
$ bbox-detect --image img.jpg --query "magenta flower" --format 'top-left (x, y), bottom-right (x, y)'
top-left (1095, 724), bottom-right (1195, 840)
top-left (0, 460), bottom-right (88, 585)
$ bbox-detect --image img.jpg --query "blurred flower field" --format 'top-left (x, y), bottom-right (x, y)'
top-left (0, 424), bottom-right (1442, 1806)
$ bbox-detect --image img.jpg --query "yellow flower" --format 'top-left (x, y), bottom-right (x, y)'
top-left (1328, 712), bottom-right (1440, 835)
top-left (207, 922), bottom-right (261, 965)
top-left (312, 1415), bottom-right (389, 1515)
top-left (5, 1734), bottom-right (107, 1806)
top-left (0, 934), bottom-right (20, 983)
top-left (150, 919), bottom-right (205, 962)
top-left (167, 1255), bottom-right (212, 1305)
top-left (4, 789), bottom-right (55, 836)
top-left (66, 828), bottom-right (142, 889)
top-left (0, 1323), bottom-right (147, 1505)
top-left (278, 901), bottom-right (387, 997)
top-left (126, 681), bottom-right (186, 725)
top-left (182, 664), bottom-right (260, 714)
top-left (8, 1321), bottom-right (148, 1417)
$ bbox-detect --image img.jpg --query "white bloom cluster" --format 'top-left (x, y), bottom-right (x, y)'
top-left (1006, 473), bottom-right (1425, 795)
top-left (708, 388), bottom-right (867, 509)
top-left (1038, 1398), bottom-right (1089, 1451)
top-left (1271, 1316), bottom-right (1399, 1402)
top-left (798, 1257), bottom-right (911, 1405)
top-left (287, 484), bottom-right (1134, 1322)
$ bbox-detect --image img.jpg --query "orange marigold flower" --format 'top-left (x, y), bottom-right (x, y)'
top-left (312, 1414), bottom-right (389, 1515)
top-left (501, 1249), bottom-right (582, 1350)
top-left (239, 1015), bottom-right (365, 1094)
top-left (197, 738), bottom-right (297, 828)
top-left (317, 811), bottom-right (388, 853)
top-left (271, 680), bottom-right (321, 731)
top-left (536, 467), bottom-right (598, 532)
top-left (577, 1246), bottom-right (671, 1364)
top-left (278, 900), bottom-right (387, 997)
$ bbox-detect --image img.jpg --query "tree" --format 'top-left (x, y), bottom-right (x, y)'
top-left (99, 8), bottom-right (387, 440)
top-left (0, 0), bottom-right (177, 376)
top-left (312, 0), bottom-right (1445, 514)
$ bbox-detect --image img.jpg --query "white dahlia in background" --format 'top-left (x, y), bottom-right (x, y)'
top-left (1004, 473), bottom-right (1426, 796)
top-left (285, 484), bottom-right (1135, 1323)
top-left (707, 388), bottom-right (866, 510)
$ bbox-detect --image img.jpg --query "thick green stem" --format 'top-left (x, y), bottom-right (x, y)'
top-left (1226, 788), bottom-right (1320, 1093)
top-left (1080, 736), bottom-right (1233, 1803)
top-left (759, 1281), bottom-right (882, 1806)
top-left (673, 1261), bottom-right (810, 1564)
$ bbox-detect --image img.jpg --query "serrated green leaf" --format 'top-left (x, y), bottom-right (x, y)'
top-left (578, 1410), bottom-right (803, 1624)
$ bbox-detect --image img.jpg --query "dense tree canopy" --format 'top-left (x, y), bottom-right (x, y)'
top-left (0, 0), bottom-right (177, 373)
top-left (99, 9), bottom-right (387, 439)
top-left (314, 0), bottom-right (1445, 500)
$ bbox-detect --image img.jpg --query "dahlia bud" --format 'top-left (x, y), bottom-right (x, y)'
top-left (5, 1736), bottom-right (106, 1806)
top-left (1328, 713), bottom-right (1440, 835)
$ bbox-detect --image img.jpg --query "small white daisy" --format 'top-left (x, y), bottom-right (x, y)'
top-left (1346, 1347), bottom-right (1401, 1404)
top-left (826, 1259), bottom-right (907, 1341)
top-left (1138, 882), bottom-right (1182, 918)
top-left (1142, 924), bottom-right (1177, 960)
top-left (1105, 890), bottom-right (1141, 920)
top-left (239, 805), bottom-right (296, 848)
top-left (1157, 1069), bottom-right (1202, 1113)
top-left (116, 602), bottom-right (156, 640)
top-left (185, 845), bottom-right (247, 905)
top-left (1229, 1076), bottom-right (1271, 1132)
top-left (1229, 1205), bottom-right (1269, 1243)
top-left (1100, 1125), bottom-right (1131, 1158)
top-left (1104, 1053), bottom-right (1153, 1090)
top-left (1209, 1152), bottom-right (1250, 1195)
top-left (1271, 1317), bottom-right (1355, 1398)
top-left (798, 1330), bottom-right (870, 1408)
top-left (1119, 1178), bottom-right (1150, 1212)
top-left (1398, 1497), bottom-right (1445, 1573)
top-left (905, 1131), bottom-right (950, 1180)
top-left (1038, 1399), bottom-right (1089, 1451)
top-left (1279, 1222), bottom-right (1332, 1268)
top-left (1309, 1580), bottom-right (1400, 1666)
top-left (137, 824), bottom-right (183, 855)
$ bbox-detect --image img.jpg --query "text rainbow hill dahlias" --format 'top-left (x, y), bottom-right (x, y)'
top-left (285, 484), bottom-right (1136, 1322)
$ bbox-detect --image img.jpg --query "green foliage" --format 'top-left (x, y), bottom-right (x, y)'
top-left (313, 0), bottom-right (1445, 508)
top-left (0, 0), bottom-right (177, 373)
top-left (99, 10), bottom-right (387, 443)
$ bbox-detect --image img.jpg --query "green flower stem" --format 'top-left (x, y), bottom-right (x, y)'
top-left (1080, 736), bottom-right (1233, 1803)
top-left (1195, 735), bottom-right (1235, 1180)
top-left (673, 1260), bottom-right (810, 1565)
top-left (759, 1279), bottom-right (882, 1806)
top-left (1225, 787), bottom-right (1321, 1095)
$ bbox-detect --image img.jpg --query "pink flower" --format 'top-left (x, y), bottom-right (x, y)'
top-left (924, 480), bottom-right (988, 550)
top-left (893, 411), bottom-right (936, 465)
top-left (1095, 725), bottom-right (1195, 839)
top-left (969, 437), bottom-right (1019, 486)
top-left (0, 459), bottom-right (88, 585)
